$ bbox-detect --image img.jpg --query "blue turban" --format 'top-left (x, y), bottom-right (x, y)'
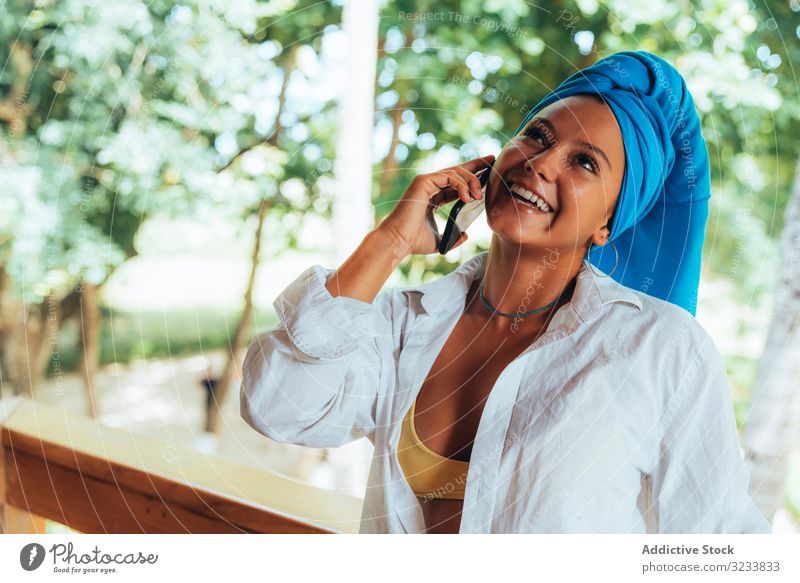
top-left (512, 51), bottom-right (710, 316)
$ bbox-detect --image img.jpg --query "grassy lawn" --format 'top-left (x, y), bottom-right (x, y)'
top-left (48, 307), bottom-right (279, 375)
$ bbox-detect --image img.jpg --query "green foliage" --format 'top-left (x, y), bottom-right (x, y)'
top-left (705, 182), bottom-right (780, 304)
top-left (725, 354), bottom-right (760, 430)
top-left (0, 0), bottom-right (341, 303)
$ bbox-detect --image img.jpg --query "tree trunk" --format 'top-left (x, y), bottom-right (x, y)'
top-left (742, 157), bottom-right (800, 522)
top-left (202, 48), bottom-right (299, 435)
top-left (0, 40), bottom-right (33, 136)
top-left (8, 295), bottom-right (58, 397)
top-left (205, 200), bottom-right (270, 434)
top-left (378, 98), bottom-right (405, 199)
top-left (78, 281), bottom-right (100, 418)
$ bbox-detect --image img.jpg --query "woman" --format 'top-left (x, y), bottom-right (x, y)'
top-left (240, 51), bottom-right (770, 534)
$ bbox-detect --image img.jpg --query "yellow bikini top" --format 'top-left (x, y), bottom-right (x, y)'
top-left (397, 397), bottom-right (470, 500)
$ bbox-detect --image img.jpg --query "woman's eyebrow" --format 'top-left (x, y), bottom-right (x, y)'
top-left (530, 116), bottom-right (612, 170)
top-left (576, 139), bottom-right (611, 170)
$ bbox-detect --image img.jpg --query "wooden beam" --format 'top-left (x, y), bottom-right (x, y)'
top-left (0, 396), bottom-right (46, 533)
top-left (0, 397), bottom-right (362, 533)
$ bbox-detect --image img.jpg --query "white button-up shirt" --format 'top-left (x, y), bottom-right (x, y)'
top-left (241, 251), bottom-right (770, 534)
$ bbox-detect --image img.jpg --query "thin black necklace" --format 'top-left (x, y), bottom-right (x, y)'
top-left (478, 279), bottom-right (561, 317)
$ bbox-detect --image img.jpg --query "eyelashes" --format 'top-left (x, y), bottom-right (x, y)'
top-left (523, 124), bottom-right (547, 143)
top-left (522, 124), bottom-right (599, 174)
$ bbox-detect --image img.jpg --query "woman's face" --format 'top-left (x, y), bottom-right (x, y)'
top-left (485, 94), bottom-right (625, 252)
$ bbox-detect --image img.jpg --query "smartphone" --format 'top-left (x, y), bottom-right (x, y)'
top-left (437, 163), bottom-right (492, 255)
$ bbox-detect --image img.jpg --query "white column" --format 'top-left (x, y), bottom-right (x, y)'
top-left (332, 0), bottom-right (380, 264)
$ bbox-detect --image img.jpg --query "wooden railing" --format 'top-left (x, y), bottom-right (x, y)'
top-left (0, 396), bottom-right (362, 534)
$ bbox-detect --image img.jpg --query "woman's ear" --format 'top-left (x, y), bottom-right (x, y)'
top-left (589, 224), bottom-right (611, 247)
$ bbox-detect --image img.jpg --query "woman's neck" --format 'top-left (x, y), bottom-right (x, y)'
top-left (466, 238), bottom-right (583, 334)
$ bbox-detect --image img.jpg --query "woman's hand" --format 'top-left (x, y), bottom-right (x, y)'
top-left (376, 154), bottom-right (495, 257)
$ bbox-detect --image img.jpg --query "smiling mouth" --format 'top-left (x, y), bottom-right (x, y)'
top-left (502, 182), bottom-right (554, 215)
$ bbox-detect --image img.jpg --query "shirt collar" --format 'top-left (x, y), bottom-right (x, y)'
top-left (400, 251), bottom-right (642, 323)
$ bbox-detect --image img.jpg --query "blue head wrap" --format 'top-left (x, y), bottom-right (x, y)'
top-left (512, 51), bottom-right (710, 316)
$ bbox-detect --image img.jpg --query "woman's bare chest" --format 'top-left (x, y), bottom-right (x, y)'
top-left (412, 317), bottom-right (540, 462)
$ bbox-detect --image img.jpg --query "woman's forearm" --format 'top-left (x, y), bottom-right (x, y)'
top-left (324, 227), bottom-right (411, 303)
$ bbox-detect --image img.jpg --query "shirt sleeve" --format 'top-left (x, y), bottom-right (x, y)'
top-left (651, 329), bottom-right (771, 533)
top-left (240, 264), bottom-right (392, 448)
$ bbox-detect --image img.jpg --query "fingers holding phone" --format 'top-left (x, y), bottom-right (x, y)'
top-left (437, 161), bottom-right (493, 254)
top-left (376, 154), bottom-right (495, 257)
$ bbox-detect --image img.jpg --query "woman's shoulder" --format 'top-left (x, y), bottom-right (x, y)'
top-left (621, 287), bottom-right (720, 362)
top-left (603, 289), bottom-right (728, 423)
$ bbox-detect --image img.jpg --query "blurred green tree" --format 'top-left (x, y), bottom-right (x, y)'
top-left (0, 0), bottom-right (335, 416)
top-left (739, 0), bottom-right (800, 524)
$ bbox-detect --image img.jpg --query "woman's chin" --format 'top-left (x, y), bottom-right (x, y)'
top-left (487, 228), bottom-right (560, 251)
top-left (487, 214), bottom-right (553, 244)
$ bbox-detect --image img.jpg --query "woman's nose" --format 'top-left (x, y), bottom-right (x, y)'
top-left (524, 150), bottom-right (558, 183)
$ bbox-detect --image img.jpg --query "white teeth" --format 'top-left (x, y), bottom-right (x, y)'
top-left (509, 183), bottom-right (551, 212)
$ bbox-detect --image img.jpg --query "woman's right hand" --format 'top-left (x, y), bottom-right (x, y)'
top-left (376, 154), bottom-right (495, 257)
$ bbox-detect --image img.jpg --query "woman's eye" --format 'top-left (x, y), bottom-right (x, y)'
top-left (523, 126), bottom-right (546, 145)
top-left (577, 154), bottom-right (598, 174)
top-left (522, 126), bottom-right (598, 174)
